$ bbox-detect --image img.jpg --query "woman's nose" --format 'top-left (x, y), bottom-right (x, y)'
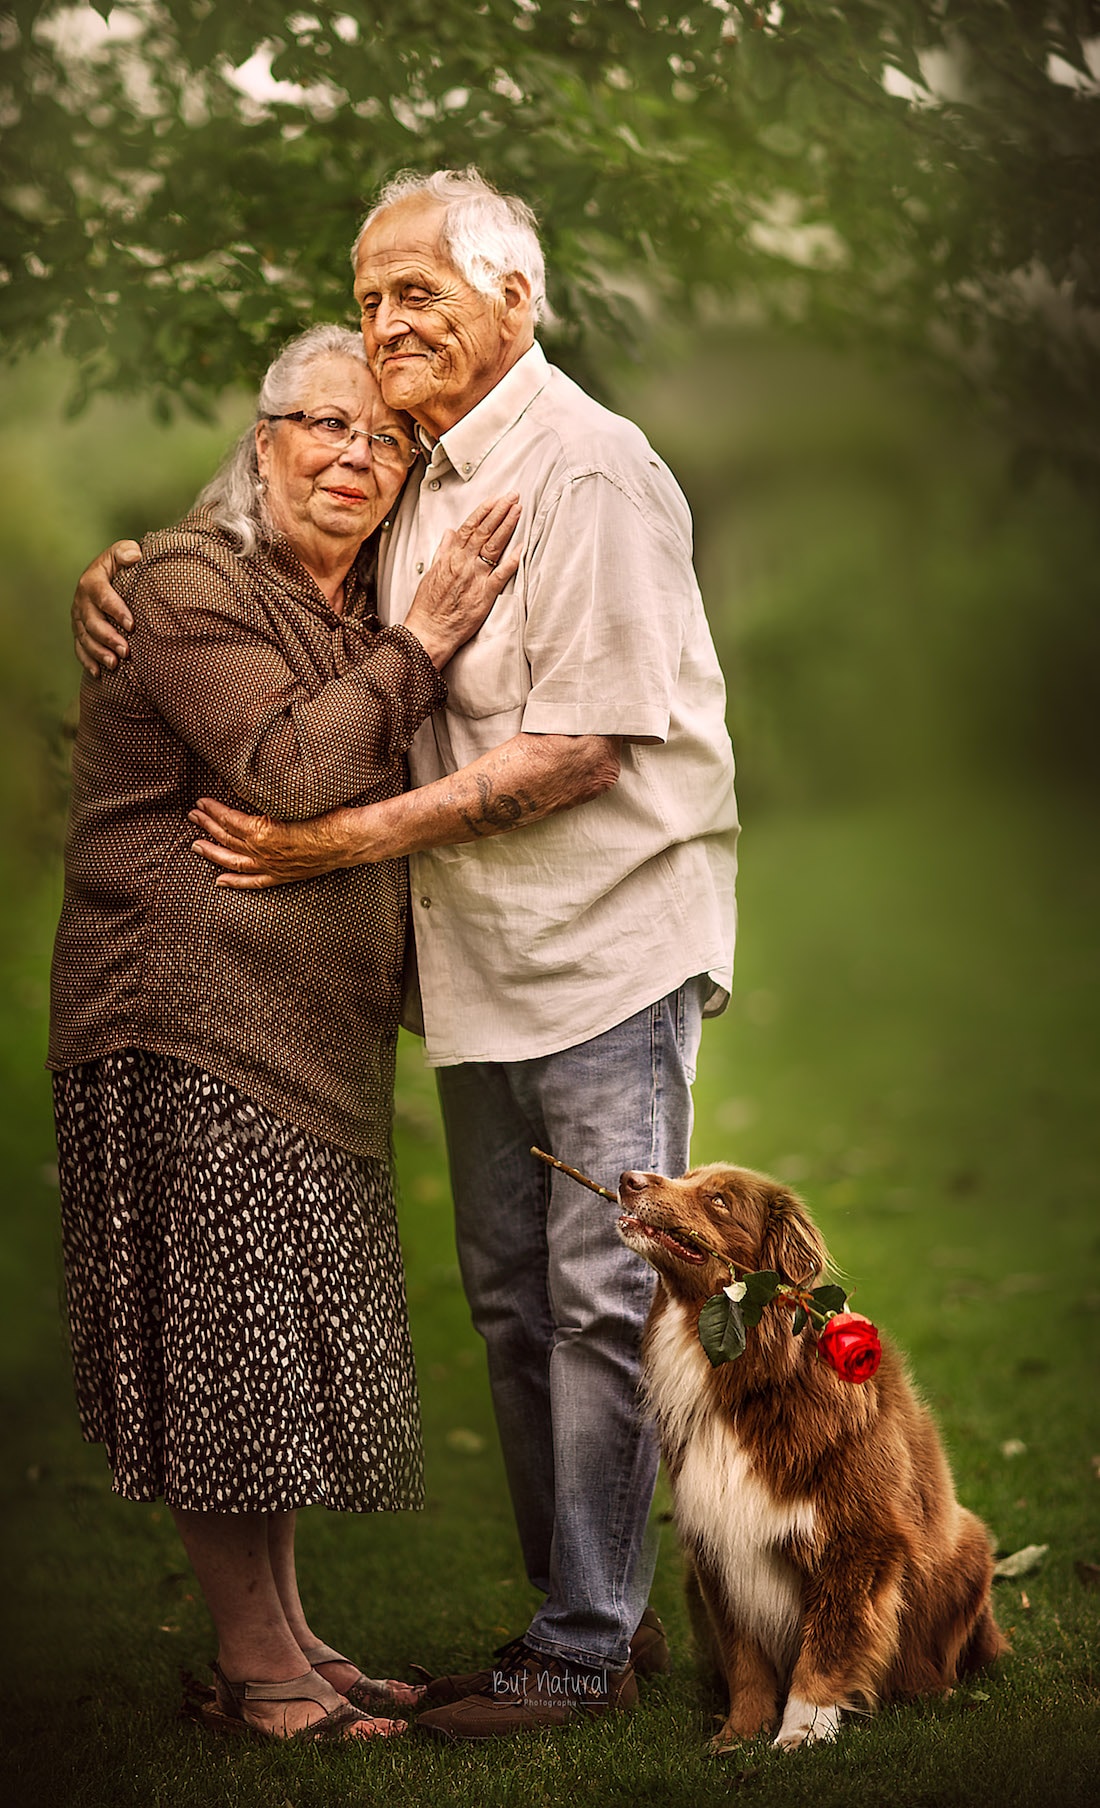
top-left (338, 433), bottom-right (374, 468)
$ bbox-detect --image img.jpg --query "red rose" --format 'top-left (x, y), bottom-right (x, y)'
top-left (817, 1311), bottom-right (881, 1384)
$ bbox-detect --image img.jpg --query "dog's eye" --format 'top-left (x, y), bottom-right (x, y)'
top-left (709, 1194), bottom-right (729, 1213)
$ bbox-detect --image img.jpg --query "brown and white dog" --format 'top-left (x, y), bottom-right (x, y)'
top-left (618, 1163), bottom-right (1007, 1753)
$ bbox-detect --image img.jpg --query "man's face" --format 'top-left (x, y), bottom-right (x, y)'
top-left (353, 197), bottom-right (524, 439)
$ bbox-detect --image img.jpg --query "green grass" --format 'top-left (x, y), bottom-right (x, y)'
top-left (4, 781), bottom-right (1098, 1805)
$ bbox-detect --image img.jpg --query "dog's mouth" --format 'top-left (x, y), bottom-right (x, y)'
top-left (618, 1213), bottom-right (708, 1266)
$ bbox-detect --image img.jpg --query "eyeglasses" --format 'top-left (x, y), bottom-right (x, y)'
top-left (264, 412), bottom-right (421, 469)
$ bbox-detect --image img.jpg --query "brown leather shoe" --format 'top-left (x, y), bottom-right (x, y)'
top-left (416, 1647), bottom-right (637, 1740)
top-left (418, 1609), bottom-right (668, 1708)
top-left (630, 1606), bottom-right (670, 1677)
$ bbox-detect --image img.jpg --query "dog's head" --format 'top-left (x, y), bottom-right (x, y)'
top-left (618, 1162), bottom-right (829, 1304)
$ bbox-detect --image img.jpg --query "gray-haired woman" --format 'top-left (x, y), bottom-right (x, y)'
top-left (49, 324), bottom-right (519, 1742)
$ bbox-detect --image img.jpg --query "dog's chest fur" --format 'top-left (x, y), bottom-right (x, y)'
top-left (645, 1303), bottom-right (815, 1672)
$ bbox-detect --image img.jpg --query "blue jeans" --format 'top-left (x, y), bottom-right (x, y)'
top-left (436, 978), bottom-right (706, 1670)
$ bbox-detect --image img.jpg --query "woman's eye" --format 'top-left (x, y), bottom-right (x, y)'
top-left (372, 433), bottom-right (399, 450)
top-left (316, 416), bottom-right (348, 432)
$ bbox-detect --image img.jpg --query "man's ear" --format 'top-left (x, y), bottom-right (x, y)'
top-left (500, 272), bottom-right (535, 347)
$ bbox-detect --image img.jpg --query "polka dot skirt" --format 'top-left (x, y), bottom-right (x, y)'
top-left (52, 1050), bottom-right (424, 1515)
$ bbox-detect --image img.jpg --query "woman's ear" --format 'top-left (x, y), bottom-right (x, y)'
top-left (255, 421), bottom-right (271, 482)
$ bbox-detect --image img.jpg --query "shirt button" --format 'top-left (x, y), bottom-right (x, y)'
top-left (461, 461), bottom-right (472, 473)
top-left (415, 561), bottom-right (425, 574)
top-left (429, 479), bottom-right (441, 491)
top-left (419, 896), bottom-right (432, 909)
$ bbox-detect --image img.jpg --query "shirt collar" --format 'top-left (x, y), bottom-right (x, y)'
top-left (429, 342), bottom-right (549, 482)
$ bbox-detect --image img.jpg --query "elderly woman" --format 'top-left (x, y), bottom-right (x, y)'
top-left (48, 323), bottom-right (519, 1742)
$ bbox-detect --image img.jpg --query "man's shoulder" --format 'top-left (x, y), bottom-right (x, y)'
top-left (524, 364), bottom-right (690, 538)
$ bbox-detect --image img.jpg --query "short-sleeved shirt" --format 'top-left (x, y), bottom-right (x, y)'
top-left (377, 343), bottom-right (739, 1066)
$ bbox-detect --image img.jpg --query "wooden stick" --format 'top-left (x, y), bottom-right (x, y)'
top-left (530, 1146), bottom-right (619, 1203)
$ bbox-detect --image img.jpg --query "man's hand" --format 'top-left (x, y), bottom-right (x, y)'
top-left (73, 540), bottom-right (141, 677)
top-left (189, 799), bottom-right (356, 888)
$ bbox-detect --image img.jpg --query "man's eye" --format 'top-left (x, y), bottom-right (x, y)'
top-left (404, 288), bottom-right (432, 305)
top-left (359, 297), bottom-right (378, 315)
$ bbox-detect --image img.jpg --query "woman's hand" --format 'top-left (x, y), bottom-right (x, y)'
top-left (72, 540), bottom-right (142, 676)
top-left (402, 493), bottom-right (521, 669)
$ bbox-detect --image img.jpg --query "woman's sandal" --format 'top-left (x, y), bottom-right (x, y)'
top-left (191, 1660), bottom-right (407, 1741)
top-left (300, 1640), bottom-right (426, 1713)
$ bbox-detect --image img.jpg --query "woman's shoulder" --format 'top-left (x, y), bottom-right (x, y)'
top-left (118, 508), bottom-right (263, 605)
top-left (136, 506), bottom-right (242, 568)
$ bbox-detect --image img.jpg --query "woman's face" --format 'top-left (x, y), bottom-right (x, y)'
top-left (254, 353), bottom-right (415, 556)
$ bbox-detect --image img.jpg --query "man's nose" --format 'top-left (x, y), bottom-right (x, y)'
top-left (370, 295), bottom-right (410, 343)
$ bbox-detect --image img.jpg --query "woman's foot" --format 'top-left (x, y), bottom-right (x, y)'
top-left (303, 1642), bottom-right (426, 1712)
top-left (211, 1662), bottom-right (407, 1740)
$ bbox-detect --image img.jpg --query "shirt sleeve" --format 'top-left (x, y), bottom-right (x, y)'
top-left (121, 537), bottom-right (446, 820)
top-left (519, 465), bottom-right (697, 743)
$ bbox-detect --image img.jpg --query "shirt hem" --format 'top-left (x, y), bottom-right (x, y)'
top-left (419, 959), bottom-right (732, 1067)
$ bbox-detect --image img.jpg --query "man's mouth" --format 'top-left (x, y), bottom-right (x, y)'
top-left (618, 1214), bottom-right (708, 1265)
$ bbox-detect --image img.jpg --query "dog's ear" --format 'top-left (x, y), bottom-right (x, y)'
top-left (763, 1189), bottom-right (828, 1286)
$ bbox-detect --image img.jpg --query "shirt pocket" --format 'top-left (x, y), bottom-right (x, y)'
top-left (439, 584), bottom-right (528, 721)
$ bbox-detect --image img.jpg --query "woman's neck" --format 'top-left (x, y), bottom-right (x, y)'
top-left (285, 530), bottom-right (361, 614)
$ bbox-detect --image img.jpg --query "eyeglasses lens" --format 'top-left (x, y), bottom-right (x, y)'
top-left (305, 417), bottom-right (414, 467)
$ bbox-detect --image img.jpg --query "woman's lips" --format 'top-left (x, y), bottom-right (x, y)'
top-left (324, 487), bottom-right (368, 502)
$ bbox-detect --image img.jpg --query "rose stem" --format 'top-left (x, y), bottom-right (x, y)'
top-left (530, 1147), bottom-right (619, 1203)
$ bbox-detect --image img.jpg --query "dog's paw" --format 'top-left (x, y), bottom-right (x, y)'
top-left (708, 1730), bottom-right (746, 1757)
top-left (772, 1697), bottom-right (841, 1751)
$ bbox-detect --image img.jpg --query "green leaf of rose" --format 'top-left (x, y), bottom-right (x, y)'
top-left (810, 1284), bottom-right (849, 1316)
top-left (791, 1304), bottom-right (808, 1335)
top-left (740, 1270), bottom-right (784, 1328)
top-left (699, 1292), bottom-right (747, 1367)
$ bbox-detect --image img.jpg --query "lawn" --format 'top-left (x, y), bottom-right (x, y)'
top-left (4, 778), bottom-right (1098, 1807)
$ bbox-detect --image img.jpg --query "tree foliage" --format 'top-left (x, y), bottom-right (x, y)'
top-left (2, 1), bottom-right (1098, 477)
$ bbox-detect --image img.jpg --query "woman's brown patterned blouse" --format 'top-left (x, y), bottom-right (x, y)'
top-left (49, 507), bottom-right (447, 1158)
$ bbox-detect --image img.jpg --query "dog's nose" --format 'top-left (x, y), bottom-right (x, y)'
top-left (619, 1170), bottom-right (654, 1197)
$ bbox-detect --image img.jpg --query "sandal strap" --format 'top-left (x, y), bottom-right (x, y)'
top-left (212, 1660), bottom-right (331, 1709)
top-left (299, 1641), bottom-right (350, 1668)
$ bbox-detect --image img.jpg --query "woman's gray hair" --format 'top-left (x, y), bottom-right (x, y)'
top-left (351, 166), bottom-right (546, 322)
top-left (197, 323), bottom-right (368, 557)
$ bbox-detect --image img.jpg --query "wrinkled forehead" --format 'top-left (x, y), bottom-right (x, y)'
top-left (295, 353), bottom-right (413, 436)
top-left (354, 196), bottom-right (457, 287)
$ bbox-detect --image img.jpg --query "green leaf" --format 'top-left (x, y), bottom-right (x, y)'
top-left (791, 1304), bottom-right (808, 1336)
top-left (740, 1269), bottom-right (783, 1328)
top-left (698, 1292), bottom-right (747, 1367)
top-left (810, 1284), bottom-right (848, 1317)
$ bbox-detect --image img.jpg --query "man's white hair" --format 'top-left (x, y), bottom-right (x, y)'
top-left (351, 166), bottom-right (546, 322)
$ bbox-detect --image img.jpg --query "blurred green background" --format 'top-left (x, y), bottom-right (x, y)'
top-left (3, 328), bottom-right (1098, 1802)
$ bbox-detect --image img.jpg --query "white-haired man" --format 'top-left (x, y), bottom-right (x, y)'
top-left (72, 167), bottom-right (739, 1739)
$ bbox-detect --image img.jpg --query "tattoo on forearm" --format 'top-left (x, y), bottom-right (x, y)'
top-left (459, 775), bottom-right (535, 837)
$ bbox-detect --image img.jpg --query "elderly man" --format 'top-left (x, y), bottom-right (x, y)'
top-left (72, 167), bottom-right (739, 1740)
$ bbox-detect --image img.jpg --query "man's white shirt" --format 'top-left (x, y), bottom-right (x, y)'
top-left (377, 341), bottom-right (739, 1066)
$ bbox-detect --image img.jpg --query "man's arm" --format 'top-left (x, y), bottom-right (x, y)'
top-left (189, 731), bottom-right (622, 888)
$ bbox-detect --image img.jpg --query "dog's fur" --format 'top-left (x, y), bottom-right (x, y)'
top-left (619, 1163), bottom-right (1007, 1752)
